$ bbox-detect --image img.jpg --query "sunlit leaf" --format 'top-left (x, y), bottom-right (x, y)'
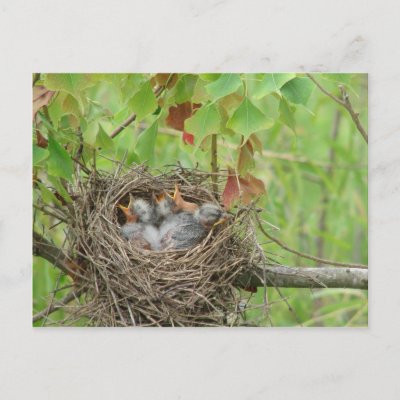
top-left (281, 77), bottom-right (314, 106)
top-left (136, 120), bottom-right (158, 165)
top-left (46, 136), bottom-right (74, 182)
top-left (62, 94), bottom-right (81, 119)
top-left (199, 73), bottom-right (221, 82)
top-left (128, 80), bottom-right (158, 121)
top-left (43, 73), bottom-right (95, 107)
top-left (226, 97), bottom-right (274, 140)
top-left (253, 73), bottom-right (295, 99)
top-left (184, 103), bottom-right (221, 145)
top-left (206, 73), bottom-right (242, 101)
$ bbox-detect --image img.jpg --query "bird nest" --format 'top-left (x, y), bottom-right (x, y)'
top-left (65, 164), bottom-right (264, 327)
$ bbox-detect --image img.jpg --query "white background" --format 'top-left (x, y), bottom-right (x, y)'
top-left (1, 0), bottom-right (399, 399)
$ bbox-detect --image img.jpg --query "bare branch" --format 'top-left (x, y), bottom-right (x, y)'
top-left (239, 265), bottom-right (368, 290)
top-left (306, 74), bottom-right (368, 143)
top-left (33, 231), bottom-right (88, 281)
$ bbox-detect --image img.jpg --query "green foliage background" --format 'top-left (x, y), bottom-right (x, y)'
top-left (33, 73), bottom-right (368, 327)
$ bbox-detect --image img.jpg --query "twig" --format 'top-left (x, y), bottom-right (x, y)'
top-left (33, 289), bottom-right (83, 323)
top-left (306, 74), bottom-right (368, 143)
top-left (255, 214), bottom-right (367, 270)
top-left (339, 85), bottom-right (368, 143)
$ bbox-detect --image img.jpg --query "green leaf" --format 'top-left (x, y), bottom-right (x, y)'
top-left (253, 73), bottom-right (296, 98)
top-left (33, 144), bottom-right (49, 165)
top-left (43, 74), bottom-right (95, 107)
top-left (226, 97), bottom-right (274, 140)
top-left (199, 73), bottom-right (221, 82)
top-left (279, 98), bottom-right (296, 132)
top-left (205, 73), bottom-right (242, 101)
top-left (46, 136), bottom-right (74, 182)
top-left (96, 124), bottom-right (115, 152)
top-left (136, 120), bottom-right (158, 165)
top-left (47, 95), bottom-right (64, 130)
top-left (36, 182), bottom-right (62, 207)
top-left (175, 75), bottom-right (198, 104)
top-left (281, 77), bottom-right (314, 106)
top-left (184, 103), bottom-right (221, 145)
top-left (83, 120), bottom-right (98, 146)
top-left (128, 80), bottom-right (158, 121)
top-left (192, 79), bottom-right (210, 103)
top-left (62, 94), bottom-right (81, 119)
top-left (47, 175), bottom-right (73, 203)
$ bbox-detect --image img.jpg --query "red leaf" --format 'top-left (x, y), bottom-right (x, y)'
top-left (166, 102), bottom-right (200, 146)
top-left (36, 130), bottom-right (48, 148)
top-left (238, 173), bottom-right (266, 205)
top-left (33, 86), bottom-right (55, 121)
top-left (166, 102), bottom-right (198, 131)
top-left (222, 169), bottom-right (240, 210)
top-left (182, 131), bottom-right (195, 145)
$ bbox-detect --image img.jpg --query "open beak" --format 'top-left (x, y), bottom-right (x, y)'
top-left (212, 213), bottom-right (230, 227)
top-left (155, 192), bottom-right (166, 203)
top-left (118, 204), bottom-right (130, 218)
top-left (165, 184), bottom-right (179, 201)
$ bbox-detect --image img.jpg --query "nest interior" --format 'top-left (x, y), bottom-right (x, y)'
top-left (67, 165), bottom-right (262, 327)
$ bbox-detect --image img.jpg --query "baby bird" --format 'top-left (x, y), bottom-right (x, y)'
top-left (170, 183), bottom-right (199, 213)
top-left (118, 194), bottom-right (160, 250)
top-left (160, 203), bottom-right (229, 250)
top-left (153, 191), bottom-right (175, 225)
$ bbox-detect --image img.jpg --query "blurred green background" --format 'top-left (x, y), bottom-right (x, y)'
top-left (33, 73), bottom-right (368, 327)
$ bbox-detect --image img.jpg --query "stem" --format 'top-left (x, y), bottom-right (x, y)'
top-left (211, 134), bottom-right (218, 196)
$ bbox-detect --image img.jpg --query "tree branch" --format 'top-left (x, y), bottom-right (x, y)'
top-left (306, 74), bottom-right (368, 143)
top-left (33, 231), bottom-right (88, 281)
top-left (240, 265), bottom-right (367, 290)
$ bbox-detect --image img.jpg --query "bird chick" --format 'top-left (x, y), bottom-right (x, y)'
top-left (153, 191), bottom-right (175, 225)
top-left (118, 194), bottom-right (160, 250)
top-left (170, 183), bottom-right (199, 213)
top-left (159, 203), bottom-right (229, 250)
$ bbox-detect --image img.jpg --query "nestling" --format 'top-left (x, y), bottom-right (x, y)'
top-left (118, 194), bottom-right (160, 250)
